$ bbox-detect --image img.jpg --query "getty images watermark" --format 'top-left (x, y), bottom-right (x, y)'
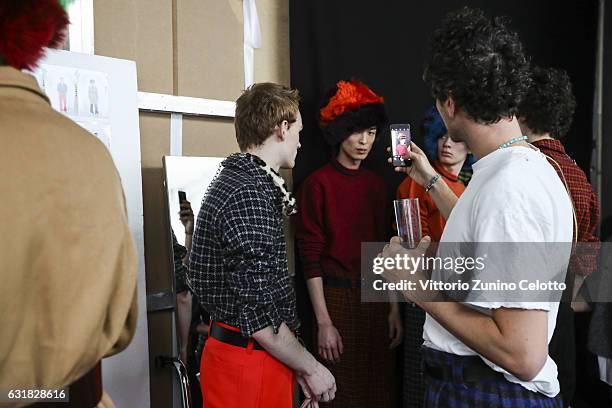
top-left (360, 242), bottom-right (610, 303)
top-left (371, 252), bottom-right (566, 293)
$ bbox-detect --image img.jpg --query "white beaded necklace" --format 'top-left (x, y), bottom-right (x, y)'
top-left (244, 153), bottom-right (297, 216)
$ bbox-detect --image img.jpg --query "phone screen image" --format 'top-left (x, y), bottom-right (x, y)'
top-left (178, 191), bottom-right (187, 203)
top-left (390, 124), bottom-right (411, 167)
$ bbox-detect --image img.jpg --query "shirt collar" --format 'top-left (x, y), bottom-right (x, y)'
top-left (223, 153), bottom-right (270, 181)
top-left (0, 67), bottom-right (50, 104)
top-left (530, 138), bottom-right (566, 156)
top-left (331, 156), bottom-right (362, 177)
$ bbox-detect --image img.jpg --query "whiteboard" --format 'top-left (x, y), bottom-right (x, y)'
top-left (33, 49), bottom-right (151, 407)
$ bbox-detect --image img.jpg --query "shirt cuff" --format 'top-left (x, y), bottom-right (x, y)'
top-left (237, 296), bottom-right (284, 338)
top-left (303, 261), bottom-right (324, 280)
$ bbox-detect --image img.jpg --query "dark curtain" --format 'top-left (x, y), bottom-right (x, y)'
top-left (290, 0), bottom-right (598, 191)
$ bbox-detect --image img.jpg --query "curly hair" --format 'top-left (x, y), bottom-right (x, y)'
top-left (423, 7), bottom-right (531, 124)
top-left (518, 66), bottom-right (576, 139)
top-left (421, 106), bottom-right (475, 169)
top-left (319, 81), bottom-right (388, 146)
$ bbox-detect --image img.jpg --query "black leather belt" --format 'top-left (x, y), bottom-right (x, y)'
top-left (210, 322), bottom-right (265, 351)
top-left (323, 276), bottom-right (362, 289)
top-left (424, 360), bottom-right (507, 383)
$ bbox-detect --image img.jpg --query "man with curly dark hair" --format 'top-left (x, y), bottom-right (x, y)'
top-left (518, 67), bottom-right (577, 140)
top-left (381, 7), bottom-right (573, 407)
top-left (518, 66), bottom-right (601, 408)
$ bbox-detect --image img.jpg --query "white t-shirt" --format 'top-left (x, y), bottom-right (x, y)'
top-left (422, 146), bottom-right (573, 397)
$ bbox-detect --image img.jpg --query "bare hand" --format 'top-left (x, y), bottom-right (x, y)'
top-left (299, 398), bottom-right (319, 408)
top-left (317, 322), bottom-right (344, 363)
top-left (179, 200), bottom-right (194, 234)
top-left (296, 374), bottom-right (317, 408)
top-left (387, 142), bottom-right (437, 187)
top-left (302, 362), bottom-right (336, 402)
top-left (388, 307), bottom-right (403, 349)
top-left (379, 236), bottom-right (432, 303)
top-left (297, 375), bottom-right (319, 408)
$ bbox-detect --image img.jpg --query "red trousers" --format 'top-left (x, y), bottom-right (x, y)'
top-left (200, 329), bottom-right (294, 408)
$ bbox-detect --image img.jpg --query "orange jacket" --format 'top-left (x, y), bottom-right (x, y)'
top-left (396, 161), bottom-right (466, 242)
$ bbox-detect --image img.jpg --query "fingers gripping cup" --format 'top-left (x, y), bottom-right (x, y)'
top-left (394, 198), bottom-right (422, 249)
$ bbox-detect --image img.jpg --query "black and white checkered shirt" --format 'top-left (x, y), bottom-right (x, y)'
top-left (189, 153), bottom-right (299, 338)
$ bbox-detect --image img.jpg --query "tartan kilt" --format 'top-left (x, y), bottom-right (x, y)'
top-left (422, 347), bottom-right (563, 408)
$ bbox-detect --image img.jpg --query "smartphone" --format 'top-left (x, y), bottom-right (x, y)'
top-left (178, 190), bottom-right (187, 203)
top-left (390, 124), bottom-right (411, 166)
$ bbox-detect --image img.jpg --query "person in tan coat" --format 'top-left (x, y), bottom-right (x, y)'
top-left (0, 1), bottom-right (138, 407)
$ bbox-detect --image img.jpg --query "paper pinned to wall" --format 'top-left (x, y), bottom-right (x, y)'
top-left (243, 0), bottom-right (261, 87)
top-left (33, 64), bottom-right (111, 150)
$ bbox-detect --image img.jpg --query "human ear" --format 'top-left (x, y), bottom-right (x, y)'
top-left (445, 96), bottom-right (456, 118)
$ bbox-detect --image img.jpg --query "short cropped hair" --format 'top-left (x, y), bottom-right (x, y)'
top-left (423, 7), bottom-right (530, 124)
top-left (518, 66), bottom-right (576, 139)
top-left (234, 83), bottom-right (300, 151)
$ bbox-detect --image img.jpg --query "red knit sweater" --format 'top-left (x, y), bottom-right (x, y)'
top-left (295, 159), bottom-right (387, 280)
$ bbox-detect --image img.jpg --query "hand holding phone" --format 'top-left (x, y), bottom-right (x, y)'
top-left (390, 124), bottom-right (411, 167)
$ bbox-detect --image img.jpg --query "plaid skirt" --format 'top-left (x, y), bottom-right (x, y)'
top-left (315, 285), bottom-right (397, 408)
top-left (422, 347), bottom-right (563, 408)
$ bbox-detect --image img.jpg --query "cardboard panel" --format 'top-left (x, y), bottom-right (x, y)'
top-left (94, 0), bottom-right (174, 94)
top-left (254, 0), bottom-right (290, 86)
top-left (140, 112), bottom-right (171, 169)
top-left (139, 113), bottom-right (172, 292)
top-left (139, 113), bottom-right (173, 408)
top-left (176, 0), bottom-right (244, 100)
top-left (182, 116), bottom-right (238, 156)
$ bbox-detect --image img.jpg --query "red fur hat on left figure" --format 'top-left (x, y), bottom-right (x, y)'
top-left (0, 0), bottom-right (69, 70)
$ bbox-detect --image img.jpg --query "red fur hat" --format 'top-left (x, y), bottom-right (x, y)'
top-left (0, 0), bottom-right (69, 70)
top-left (319, 80), bottom-right (384, 128)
